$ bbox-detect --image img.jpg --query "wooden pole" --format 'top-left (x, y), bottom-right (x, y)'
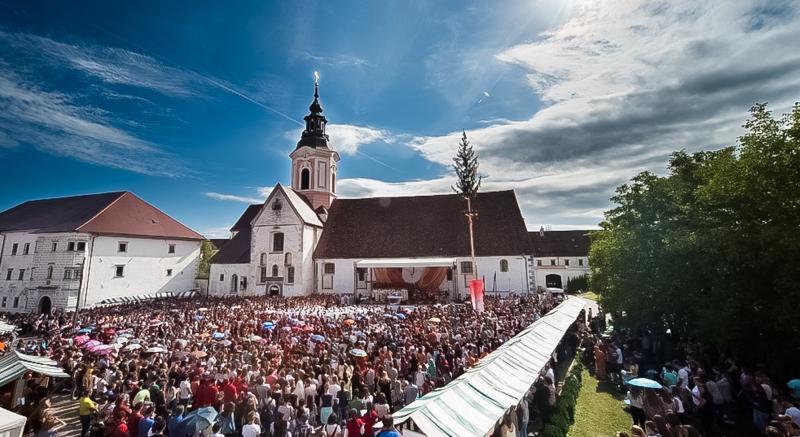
top-left (466, 196), bottom-right (478, 287)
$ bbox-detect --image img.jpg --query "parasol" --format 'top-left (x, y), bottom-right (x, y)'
top-left (73, 335), bottom-right (90, 345)
top-left (212, 332), bottom-right (225, 340)
top-left (310, 334), bottom-right (325, 343)
top-left (428, 317), bottom-right (441, 323)
top-left (124, 343), bottom-right (142, 351)
top-left (145, 347), bottom-right (166, 354)
top-left (349, 348), bottom-right (367, 358)
top-left (626, 378), bottom-right (662, 389)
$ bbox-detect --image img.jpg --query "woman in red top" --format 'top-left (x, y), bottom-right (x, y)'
top-left (346, 409), bottom-right (365, 437)
top-left (361, 404), bottom-right (378, 437)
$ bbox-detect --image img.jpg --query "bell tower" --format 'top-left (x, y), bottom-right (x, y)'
top-left (290, 74), bottom-right (340, 211)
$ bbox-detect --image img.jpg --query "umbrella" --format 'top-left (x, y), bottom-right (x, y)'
top-left (626, 378), bottom-right (662, 389)
top-left (262, 321), bottom-right (275, 330)
top-left (73, 335), bottom-right (90, 345)
top-left (198, 332), bottom-right (210, 338)
top-left (90, 344), bottom-right (114, 354)
top-left (198, 308), bottom-right (209, 312)
top-left (303, 326), bottom-right (314, 332)
top-left (175, 406), bottom-right (217, 437)
top-left (124, 343), bottom-right (142, 351)
top-left (190, 351), bottom-right (207, 359)
top-left (344, 319), bottom-right (356, 326)
top-left (310, 334), bottom-right (325, 343)
top-left (150, 320), bottom-right (163, 327)
top-left (220, 340), bottom-right (232, 347)
top-left (230, 305), bottom-right (241, 309)
top-left (129, 338), bottom-right (142, 344)
top-left (175, 339), bottom-right (188, 348)
top-left (428, 317), bottom-right (441, 323)
top-left (248, 335), bottom-right (262, 341)
top-left (282, 326), bottom-right (291, 332)
top-left (383, 314), bottom-right (394, 318)
top-left (350, 348), bottom-right (367, 358)
top-left (146, 347), bottom-right (166, 354)
top-left (78, 328), bottom-right (93, 334)
top-left (114, 337), bottom-right (129, 344)
top-left (206, 323), bottom-right (217, 329)
top-left (354, 331), bottom-right (366, 338)
top-left (395, 313), bottom-right (407, 320)
top-left (212, 332), bottom-right (225, 340)
top-left (82, 340), bottom-right (101, 349)
top-left (194, 315), bottom-right (204, 321)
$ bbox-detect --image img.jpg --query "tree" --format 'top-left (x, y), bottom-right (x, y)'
top-left (452, 131), bottom-right (482, 198)
top-left (590, 102), bottom-right (800, 374)
top-left (196, 240), bottom-right (215, 279)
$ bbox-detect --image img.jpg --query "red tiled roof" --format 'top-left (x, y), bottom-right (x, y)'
top-left (528, 230), bottom-right (592, 257)
top-left (314, 190), bottom-right (530, 259)
top-left (0, 191), bottom-right (203, 240)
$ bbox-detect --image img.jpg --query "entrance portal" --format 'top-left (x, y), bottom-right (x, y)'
top-left (545, 274), bottom-right (563, 288)
top-left (268, 284), bottom-right (281, 297)
top-left (38, 296), bottom-right (52, 315)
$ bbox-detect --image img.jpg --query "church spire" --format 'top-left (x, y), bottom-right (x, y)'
top-left (296, 72), bottom-right (328, 150)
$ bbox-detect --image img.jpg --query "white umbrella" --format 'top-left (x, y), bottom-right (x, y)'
top-left (115, 337), bottom-right (129, 344)
top-left (124, 343), bottom-right (142, 351)
top-left (146, 347), bottom-right (166, 354)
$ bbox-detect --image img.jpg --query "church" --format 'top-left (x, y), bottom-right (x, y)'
top-left (209, 82), bottom-right (592, 301)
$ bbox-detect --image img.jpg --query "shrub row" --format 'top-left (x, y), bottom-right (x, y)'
top-left (540, 361), bottom-right (583, 437)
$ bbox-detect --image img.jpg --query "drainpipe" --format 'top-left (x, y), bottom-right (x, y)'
top-left (74, 235), bottom-right (96, 324)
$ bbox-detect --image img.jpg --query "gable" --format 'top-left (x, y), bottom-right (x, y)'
top-left (251, 184), bottom-right (323, 228)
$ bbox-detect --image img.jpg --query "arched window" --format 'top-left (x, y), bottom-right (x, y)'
top-left (272, 233), bottom-right (284, 252)
top-left (300, 168), bottom-right (310, 190)
top-left (271, 264), bottom-right (279, 277)
top-left (500, 259), bottom-right (509, 272)
top-left (284, 252), bottom-right (292, 266)
top-left (259, 253), bottom-right (266, 265)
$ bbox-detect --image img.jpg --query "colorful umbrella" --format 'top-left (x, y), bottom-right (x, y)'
top-left (212, 332), bottom-right (225, 340)
top-left (123, 343), bottom-right (142, 351)
top-left (428, 317), bottom-right (441, 323)
top-left (626, 378), bottom-right (662, 389)
top-left (78, 327), bottom-right (93, 334)
top-left (349, 348), bottom-right (367, 358)
top-left (146, 347), bottom-right (166, 354)
top-left (303, 326), bottom-right (314, 332)
top-left (310, 334), bottom-right (325, 343)
top-left (82, 340), bottom-right (101, 349)
top-left (395, 313), bottom-right (407, 320)
top-left (344, 319), bottom-right (356, 326)
top-left (262, 321), bottom-right (275, 330)
top-left (175, 407), bottom-right (217, 436)
top-left (73, 335), bottom-right (90, 345)
top-left (190, 351), bottom-right (207, 359)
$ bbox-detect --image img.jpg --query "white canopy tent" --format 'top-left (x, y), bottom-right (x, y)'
top-left (0, 321), bottom-right (16, 335)
top-left (355, 258), bottom-right (456, 268)
top-left (0, 408), bottom-right (26, 437)
top-left (393, 297), bottom-right (589, 437)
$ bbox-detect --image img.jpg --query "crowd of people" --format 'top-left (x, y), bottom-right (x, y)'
top-left (2, 293), bottom-right (558, 437)
top-left (584, 330), bottom-right (800, 436)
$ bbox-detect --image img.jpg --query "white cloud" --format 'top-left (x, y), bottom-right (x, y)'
top-left (301, 52), bottom-right (370, 68)
top-left (287, 124), bottom-right (393, 155)
top-left (203, 192), bottom-right (263, 203)
top-left (203, 227), bottom-right (233, 239)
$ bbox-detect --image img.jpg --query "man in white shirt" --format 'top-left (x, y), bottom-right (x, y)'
top-left (179, 378), bottom-right (192, 406)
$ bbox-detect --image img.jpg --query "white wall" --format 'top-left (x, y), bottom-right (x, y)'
top-left (82, 236), bottom-right (200, 306)
top-left (208, 263), bottom-right (253, 296)
top-left (0, 231), bottom-right (39, 312)
top-left (529, 255), bottom-right (590, 291)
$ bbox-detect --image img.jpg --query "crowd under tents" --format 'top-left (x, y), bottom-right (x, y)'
top-left (96, 290), bottom-right (199, 306)
top-left (393, 297), bottom-right (589, 437)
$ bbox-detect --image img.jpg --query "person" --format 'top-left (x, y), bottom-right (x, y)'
top-left (150, 417), bottom-right (167, 437)
top-left (322, 413), bottom-right (342, 437)
top-left (373, 393), bottom-right (390, 420)
top-left (499, 412), bottom-right (516, 437)
top-left (517, 394), bottom-right (529, 437)
top-left (167, 405), bottom-right (184, 437)
top-left (210, 423), bottom-right (225, 437)
top-left (346, 409), bottom-right (365, 437)
top-left (374, 415), bottom-right (401, 437)
top-left (644, 420), bottom-right (661, 437)
top-left (78, 390), bottom-right (98, 437)
top-left (362, 404), bottom-right (379, 437)
top-left (627, 388), bottom-right (645, 428)
top-left (781, 396), bottom-right (800, 427)
top-left (241, 411), bottom-right (261, 437)
top-left (138, 406), bottom-right (155, 437)
top-left (216, 402), bottom-right (237, 437)
top-left (179, 377), bottom-right (192, 407)
top-left (594, 346), bottom-right (607, 380)
top-left (403, 379), bottom-right (418, 407)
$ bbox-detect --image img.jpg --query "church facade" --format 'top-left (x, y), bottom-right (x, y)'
top-left (209, 83), bottom-right (590, 300)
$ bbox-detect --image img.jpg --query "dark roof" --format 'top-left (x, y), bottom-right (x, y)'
top-left (230, 205), bottom-right (261, 232)
top-left (314, 190), bottom-right (530, 259)
top-left (209, 227), bottom-right (251, 263)
top-left (0, 191), bottom-right (204, 240)
top-left (0, 192), bottom-right (125, 233)
top-left (528, 230), bottom-right (592, 257)
top-left (209, 239), bottom-right (230, 250)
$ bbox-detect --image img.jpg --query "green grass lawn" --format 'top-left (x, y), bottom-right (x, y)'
top-left (569, 368), bottom-right (631, 437)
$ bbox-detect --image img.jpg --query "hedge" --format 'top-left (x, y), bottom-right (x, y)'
top-left (539, 361), bottom-right (584, 437)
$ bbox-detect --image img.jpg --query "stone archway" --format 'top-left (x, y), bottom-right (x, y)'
top-left (268, 284), bottom-right (281, 297)
top-left (545, 274), bottom-right (563, 288)
top-left (38, 296), bottom-right (52, 315)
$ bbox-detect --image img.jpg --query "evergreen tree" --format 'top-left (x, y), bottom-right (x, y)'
top-left (452, 131), bottom-right (482, 198)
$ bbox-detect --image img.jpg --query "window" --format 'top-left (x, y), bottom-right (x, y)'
top-left (17, 269), bottom-right (25, 281)
top-left (323, 263), bottom-right (335, 274)
top-left (332, 173), bottom-right (336, 193)
top-left (219, 273), bottom-right (225, 282)
top-left (11, 243), bottom-right (18, 255)
top-left (272, 199), bottom-right (282, 211)
top-left (51, 241), bottom-right (57, 252)
top-left (578, 259), bottom-right (584, 266)
top-left (357, 268), bottom-right (366, 282)
top-left (168, 244), bottom-right (176, 254)
top-left (565, 259), bottom-right (570, 266)
top-left (286, 267), bottom-right (295, 284)
top-left (64, 267), bottom-right (81, 280)
top-left (260, 266), bottom-right (267, 283)
top-left (118, 242), bottom-right (128, 253)
top-left (284, 252), bottom-right (292, 266)
top-left (1, 297), bottom-right (5, 307)
top-left (166, 269), bottom-right (173, 276)
top-left (446, 268), bottom-right (453, 281)
top-left (550, 259), bottom-right (556, 266)
top-left (23, 243), bottom-right (30, 255)
top-left (318, 161), bottom-right (327, 188)
top-left (500, 259), bottom-right (509, 272)
top-left (13, 297), bottom-right (19, 308)
top-left (240, 277), bottom-right (248, 290)
top-left (300, 168), bottom-right (310, 190)
top-left (271, 264), bottom-right (279, 277)
top-left (114, 265), bottom-right (125, 278)
top-left (260, 253), bottom-right (267, 265)
top-left (67, 242), bottom-right (76, 251)
top-left (5, 269), bottom-right (12, 280)
top-left (460, 261), bottom-right (473, 274)
top-left (46, 265), bottom-right (53, 279)
top-left (536, 259), bottom-right (542, 266)
top-left (272, 233), bottom-right (284, 252)
top-left (77, 242), bottom-right (86, 251)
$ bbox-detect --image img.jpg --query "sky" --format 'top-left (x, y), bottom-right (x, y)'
top-left (1, 0), bottom-right (799, 238)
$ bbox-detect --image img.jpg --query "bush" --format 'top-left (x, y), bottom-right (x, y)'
top-left (541, 424), bottom-right (566, 437)
top-left (540, 360), bottom-right (584, 435)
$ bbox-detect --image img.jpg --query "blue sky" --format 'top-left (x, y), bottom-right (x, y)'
top-left (1, 0), bottom-right (799, 237)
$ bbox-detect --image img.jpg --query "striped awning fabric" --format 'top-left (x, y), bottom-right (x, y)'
top-left (0, 350), bottom-right (69, 388)
top-left (0, 320), bottom-right (17, 335)
top-left (96, 290), bottom-right (198, 306)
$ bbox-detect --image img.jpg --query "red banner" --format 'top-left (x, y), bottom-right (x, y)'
top-left (469, 279), bottom-right (485, 313)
